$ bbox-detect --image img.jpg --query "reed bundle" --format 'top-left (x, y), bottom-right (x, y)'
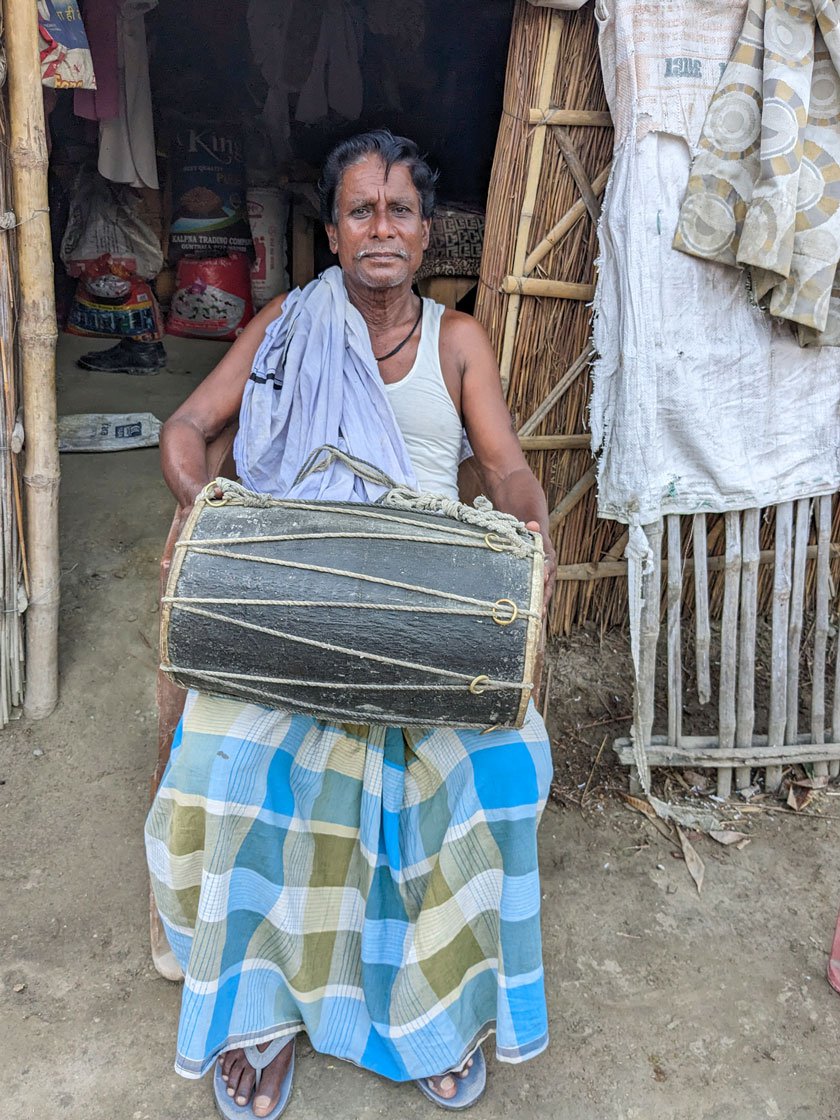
top-left (475, 0), bottom-right (624, 636)
top-left (0, 68), bottom-right (26, 724)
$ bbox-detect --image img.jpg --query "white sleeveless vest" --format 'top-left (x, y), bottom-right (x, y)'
top-left (384, 299), bottom-right (462, 499)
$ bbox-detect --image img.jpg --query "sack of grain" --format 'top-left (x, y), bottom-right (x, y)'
top-left (166, 254), bottom-right (254, 341)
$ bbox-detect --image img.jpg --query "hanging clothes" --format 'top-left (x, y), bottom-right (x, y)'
top-left (75, 0), bottom-right (120, 121)
top-left (590, 0), bottom-right (840, 525)
top-left (296, 0), bottom-right (364, 125)
top-left (247, 0), bottom-right (363, 166)
top-left (98, 0), bottom-right (158, 190)
top-left (673, 0), bottom-right (840, 346)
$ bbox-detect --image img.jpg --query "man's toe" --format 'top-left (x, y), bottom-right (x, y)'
top-left (235, 1068), bottom-right (256, 1107)
top-left (429, 1074), bottom-right (457, 1099)
top-left (253, 1093), bottom-right (276, 1118)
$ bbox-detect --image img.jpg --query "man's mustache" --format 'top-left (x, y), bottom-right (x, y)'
top-left (354, 249), bottom-right (409, 260)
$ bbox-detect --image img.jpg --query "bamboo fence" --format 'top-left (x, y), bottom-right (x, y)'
top-left (0, 46), bottom-right (25, 725)
top-left (614, 498), bottom-right (840, 794)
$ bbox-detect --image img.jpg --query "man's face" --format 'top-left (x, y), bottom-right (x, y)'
top-left (326, 155), bottom-right (430, 290)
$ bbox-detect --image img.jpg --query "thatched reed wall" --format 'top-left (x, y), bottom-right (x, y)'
top-left (475, 0), bottom-right (619, 636)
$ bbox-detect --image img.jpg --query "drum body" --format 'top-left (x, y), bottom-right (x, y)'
top-left (161, 495), bottom-right (543, 728)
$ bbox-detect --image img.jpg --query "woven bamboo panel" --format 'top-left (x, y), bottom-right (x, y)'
top-left (475, 0), bottom-right (621, 636)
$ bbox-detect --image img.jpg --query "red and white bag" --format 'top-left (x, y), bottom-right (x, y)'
top-left (166, 254), bottom-right (254, 341)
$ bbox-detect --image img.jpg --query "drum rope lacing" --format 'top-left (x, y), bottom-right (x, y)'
top-left (165, 601), bottom-right (526, 691)
top-left (222, 445), bottom-right (540, 559)
top-left (171, 544), bottom-right (535, 620)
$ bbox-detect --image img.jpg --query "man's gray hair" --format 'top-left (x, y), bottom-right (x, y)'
top-left (317, 129), bottom-right (438, 225)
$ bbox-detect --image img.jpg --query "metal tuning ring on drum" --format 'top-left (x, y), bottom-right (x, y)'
top-left (203, 479), bottom-right (228, 506)
top-left (469, 675), bottom-right (491, 695)
top-left (492, 598), bottom-right (518, 626)
top-left (484, 532), bottom-right (510, 552)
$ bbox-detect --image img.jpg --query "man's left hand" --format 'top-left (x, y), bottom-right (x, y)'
top-left (526, 521), bottom-right (556, 613)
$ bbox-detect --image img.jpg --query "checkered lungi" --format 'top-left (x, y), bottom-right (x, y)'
top-left (145, 690), bottom-right (552, 1081)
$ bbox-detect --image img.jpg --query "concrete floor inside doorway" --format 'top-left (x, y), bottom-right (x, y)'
top-left (1, 335), bottom-right (839, 1120)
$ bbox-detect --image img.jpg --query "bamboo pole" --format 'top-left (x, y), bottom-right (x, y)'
top-left (692, 514), bottom-right (711, 705)
top-left (553, 539), bottom-right (840, 582)
top-left (518, 434), bottom-right (590, 451)
top-left (517, 345), bottom-right (591, 436)
top-left (785, 499), bottom-right (810, 747)
top-left (766, 503), bottom-right (793, 791)
top-left (633, 520), bottom-right (663, 794)
top-left (501, 276), bottom-right (597, 300)
top-left (498, 12), bottom-right (564, 390)
top-left (548, 466), bottom-right (597, 531)
top-left (666, 516), bottom-right (683, 750)
top-left (528, 108), bottom-right (613, 126)
top-left (736, 509), bottom-right (760, 790)
top-left (523, 165), bottom-right (611, 275)
top-left (718, 511), bottom-right (741, 798)
top-left (811, 497), bottom-right (831, 777)
top-left (614, 736), bottom-right (840, 770)
top-left (549, 127), bottom-right (602, 222)
top-left (0, 89), bottom-right (24, 726)
top-left (5, 0), bottom-right (61, 719)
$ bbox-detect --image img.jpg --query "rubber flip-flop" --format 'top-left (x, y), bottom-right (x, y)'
top-left (214, 1036), bottom-right (296, 1120)
top-left (828, 905), bottom-right (840, 994)
top-left (416, 1047), bottom-right (486, 1111)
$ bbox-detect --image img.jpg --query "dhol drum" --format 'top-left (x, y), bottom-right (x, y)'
top-left (161, 481), bottom-right (544, 729)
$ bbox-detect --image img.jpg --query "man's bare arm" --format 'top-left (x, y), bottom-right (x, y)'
top-left (451, 313), bottom-right (557, 601)
top-left (161, 294), bottom-right (287, 509)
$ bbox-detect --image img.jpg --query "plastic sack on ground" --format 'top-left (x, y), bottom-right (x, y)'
top-left (60, 168), bottom-right (164, 280)
top-left (168, 123), bottom-right (253, 260)
top-left (247, 187), bottom-right (289, 309)
top-left (166, 254), bottom-right (254, 341)
top-left (66, 256), bottom-right (164, 341)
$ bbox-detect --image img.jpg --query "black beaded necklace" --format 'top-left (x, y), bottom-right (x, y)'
top-left (374, 300), bottom-right (423, 363)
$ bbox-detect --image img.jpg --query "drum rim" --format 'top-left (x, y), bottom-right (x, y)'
top-left (160, 498), bottom-right (205, 673)
top-left (515, 532), bottom-right (544, 729)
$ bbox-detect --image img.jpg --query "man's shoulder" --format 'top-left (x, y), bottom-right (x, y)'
top-left (262, 292), bottom-right (289, 319)
top-left (439, 307), bottom-right (490, 346)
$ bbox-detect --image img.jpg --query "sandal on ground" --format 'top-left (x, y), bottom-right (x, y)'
top-left (416, 1047), bottom-right (486, 1111)
top-left (829, 905), bottom-right (840, 994)
top-left (213, 1036), bottom-right (296, 1120)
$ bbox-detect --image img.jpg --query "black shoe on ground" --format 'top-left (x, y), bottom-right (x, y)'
top-left (77, 339), bottom-right (167, 375)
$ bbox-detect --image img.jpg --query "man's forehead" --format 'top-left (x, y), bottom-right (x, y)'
top-left (337, 157), bottom-right (419, 201)
top-left (344, 190), bottom-right (418, 207)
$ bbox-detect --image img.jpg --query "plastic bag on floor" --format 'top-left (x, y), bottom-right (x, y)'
top-left (58, 412), bottom-right (162, 452)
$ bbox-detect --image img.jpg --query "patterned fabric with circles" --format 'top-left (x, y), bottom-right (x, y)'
top-left (674, 0), bottom-right (840, 345)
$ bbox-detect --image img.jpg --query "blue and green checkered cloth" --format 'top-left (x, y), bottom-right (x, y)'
top-left (145, 690), bottom-right (552, 1081)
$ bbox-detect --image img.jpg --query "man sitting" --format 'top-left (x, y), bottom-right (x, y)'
top-left (146, 129), bottom-right (557, 1118)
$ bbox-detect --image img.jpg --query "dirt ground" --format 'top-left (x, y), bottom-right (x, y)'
top-left (2, 335), bottom-right (840, 1120)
